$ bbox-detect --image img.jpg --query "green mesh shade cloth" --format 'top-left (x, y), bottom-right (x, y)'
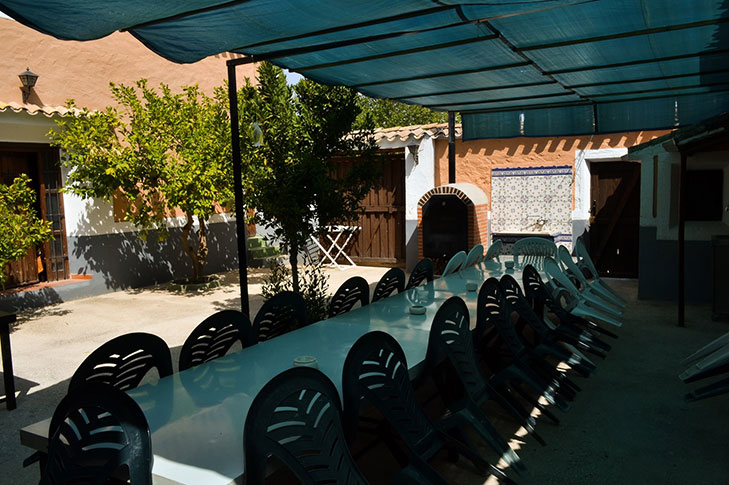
top-left (2, 0), bottom-right (728, 138)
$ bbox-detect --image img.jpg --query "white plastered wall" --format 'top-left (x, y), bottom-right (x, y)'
top-left (377, 134), bottom-right (436, 270)
top-left (640, 146), bottom-right (729, 241)
top-left (1, 110), bottom-right (232, 238)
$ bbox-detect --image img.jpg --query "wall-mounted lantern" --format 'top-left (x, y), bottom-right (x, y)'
top-left (407, 143), bottom-right (419, 164)
top-left (18, 67), bottom-right (39, 103)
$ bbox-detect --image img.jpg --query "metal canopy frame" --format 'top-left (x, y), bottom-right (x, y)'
top-left (3, 0), bottom-right (729, 321)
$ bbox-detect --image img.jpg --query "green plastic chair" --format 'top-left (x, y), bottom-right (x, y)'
top-left (543, 257), bottom-right (623, 328)
top-left (483, 240), bottom-right (503, 262)
top-left (512, 237), bottom-right (558, 271)
top-left (573, 238), bottom-right (628, 305)
top-left (557, 245), bottom-right (626, 312)
top-left (464, 244), bottom-right (484, 268)
top-left (442, 251), bottom-right (467, 276)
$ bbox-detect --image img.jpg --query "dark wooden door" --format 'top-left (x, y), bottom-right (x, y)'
top-left (331, 150), bottom-right (406, 266)
top-left (589, 161), bottom-right (640, 278)
top-left (0, 145), bottom-right (69, 287)
top-left (0, 151), bottom-right (42, 287)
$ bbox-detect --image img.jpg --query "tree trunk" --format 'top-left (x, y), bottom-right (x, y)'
top-left (289, 240), bottom-right (300, 294)
top-left (196, 218), bottom-right (208, 281)
top-left (181, 213), bottom-right (201, 282)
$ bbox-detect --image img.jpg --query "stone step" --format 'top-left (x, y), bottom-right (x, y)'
top-left (248, 254), bottom-right (285, 269)
top-left (247, 236), bottom-right (266, 249)
top-left (249, 245), bottom-right (280, 259)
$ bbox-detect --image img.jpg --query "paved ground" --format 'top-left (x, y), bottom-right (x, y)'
top-left (1, 272), bottom-right (728, 484)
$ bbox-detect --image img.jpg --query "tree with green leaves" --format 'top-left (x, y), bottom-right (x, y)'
top-left (0, 174), bottom-right (53, 289)
top-left (50, 80), bottom-right (232, 283)
top-left (239, 62), bottom-right (379, 294)
top-left (354, 96), bottom-right (456, 129)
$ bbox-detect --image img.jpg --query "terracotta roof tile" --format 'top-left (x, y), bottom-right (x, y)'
top-left (0, 101), bottom-right (85, 117)
top-left (372, 122), bottom-right (462, 143)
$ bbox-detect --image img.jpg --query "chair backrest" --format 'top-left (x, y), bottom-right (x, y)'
top-left (179, 310), bottom-right (255, 371)
top-left (253, 291), bottom-right (308, 342)
top-left (371, 267), bottom-right (405, 303)
top-left (475, 278), bottom-right (526, 356)
top-left (427, 296), bottom-right (489, 403)
top-left (244, 367), bottom-right (367, 485)
top-left (558, 244), bottom-right (590, 287)
top-left (500, 274), bottom-right (551, 341)
top-left (329, 276), bottom-right (370, 318)
top-left (342, 331), bottom-right (442, 461)
top-left (543, 256), bottom-right (581, 298)
top-left (42, 382), bottom-right (152, 485)
top-left (483, 240), bottom-right (503, 262)
top-left (442, 250), bottom-right (467, 276)
top-left (574, 238), bottom-right (599, 279)
top-left (464, 244), bottom-right (484, 268)
top-left (69, 332), bottom-right (173, 392)
top-left (512, 237), bottom-right (558, 271)
top-left (406, 258), bottom-right (434, 290)
top-left (522, 263), bottom-right (551, 315)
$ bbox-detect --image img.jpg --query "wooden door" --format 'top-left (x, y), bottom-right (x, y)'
top-left (0, 145), bottom-right (69, 287)
top-left (0, 151), bottom-right (42, 287)
top-left (331, 150), bottom-right (406, 266)
top-left (589, 161), bottom-right (640, 278)
top-left (38, 150), bottom-right (70, 282)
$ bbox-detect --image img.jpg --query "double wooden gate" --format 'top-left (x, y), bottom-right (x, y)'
top-left (330, 150), bottom-right (406, 267)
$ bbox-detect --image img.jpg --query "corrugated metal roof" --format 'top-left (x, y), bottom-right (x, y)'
top-left (0, 101), bottom-right (84, 117)
top-left (372, 122), bottom-right (462, 144)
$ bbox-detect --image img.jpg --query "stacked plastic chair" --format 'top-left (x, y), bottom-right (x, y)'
top-left (500, 274), bottom-right (597, 380)
top-left (557, 245), bottom-right (625, 316)
top-left (522, 264), bottom-right (616, 353)
top-left (342, 331), bottom-right (513, 484)
top-left (426, 295), bottom-right (545, 455)
top-left (543, 257), bottom-right (623, 328)
top-left (474, 278), bottom-right (570, 425)
top-left (680, 332), bottom-right (729, 402)
top-left (574, 238), bottom-right (628, 307)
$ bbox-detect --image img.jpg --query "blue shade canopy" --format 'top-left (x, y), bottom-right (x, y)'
top-left (2, 0), bottom-right (729, 138)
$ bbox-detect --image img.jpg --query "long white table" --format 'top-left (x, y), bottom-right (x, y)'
top-left (21, 262), bottom-right (523, 485)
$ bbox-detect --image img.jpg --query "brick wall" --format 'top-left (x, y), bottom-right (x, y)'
top-left (417, 183), bottom-right (489, 259)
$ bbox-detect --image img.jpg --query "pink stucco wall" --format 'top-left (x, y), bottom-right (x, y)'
top-left (0, 18), bottom-right (257, 109)
top-left (434, 130), bottom-right (671, 209)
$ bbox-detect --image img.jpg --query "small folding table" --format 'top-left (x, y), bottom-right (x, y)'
top-left (310, 225), bottom-right (360, 270)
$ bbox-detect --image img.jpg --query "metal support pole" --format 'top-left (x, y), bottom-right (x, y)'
top-left (227, 61), bottom-right (250, 319)
top-left (448, 111), bottom-right (456, 184)
top-left (678, 152), bottom-right (687, 327)
top-left (1, 311), bottom-right (17, 410)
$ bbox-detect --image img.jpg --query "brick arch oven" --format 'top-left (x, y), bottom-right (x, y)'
top-left (417, 183), bottom-right (489, 273)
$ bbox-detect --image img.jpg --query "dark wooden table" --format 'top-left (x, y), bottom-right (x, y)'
top-left (0, 311), bottom-right (17, 410)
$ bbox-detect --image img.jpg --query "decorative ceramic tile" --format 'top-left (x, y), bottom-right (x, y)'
top-left (491, 165), bottom-right (573, 249)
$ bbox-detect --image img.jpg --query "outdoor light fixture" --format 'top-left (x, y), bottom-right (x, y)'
top-left (18, 67), bottom-right (39, 103)
top-left (407, 143), bottom-right (419, 164)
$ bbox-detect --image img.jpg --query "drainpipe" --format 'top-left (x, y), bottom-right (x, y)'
top-left (448, 111), bottom-right (456, 184)
top-left (227, 60), bottom-right (250, 319)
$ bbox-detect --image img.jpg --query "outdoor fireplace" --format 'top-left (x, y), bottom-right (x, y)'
top-left (417, 183), bottom-right (489, 270)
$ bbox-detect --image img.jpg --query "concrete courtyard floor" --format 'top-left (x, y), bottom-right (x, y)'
top-left (1, 271), bottom-right (728, 484)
